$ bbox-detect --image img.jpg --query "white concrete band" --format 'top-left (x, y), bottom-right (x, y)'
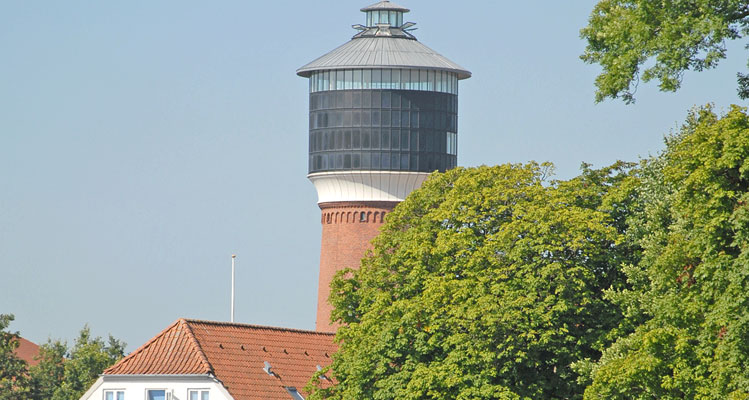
top-left (308, 171), bottom-right (430, 203)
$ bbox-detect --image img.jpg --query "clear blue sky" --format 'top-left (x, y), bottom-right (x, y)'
top-left (1, 1), bottom-right (746, 352)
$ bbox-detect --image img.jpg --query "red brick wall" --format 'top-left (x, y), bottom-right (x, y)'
top-left (316, 201), bottom-right (398, 332)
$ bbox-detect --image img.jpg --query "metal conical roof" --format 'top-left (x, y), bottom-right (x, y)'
top-left (297, 37), bottom-right (471, 79)
top-left (361, 1), bottom-right (409, 12)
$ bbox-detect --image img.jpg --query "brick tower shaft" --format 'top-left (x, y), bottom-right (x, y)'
top-left (316, 201), bottom-right (396, 332)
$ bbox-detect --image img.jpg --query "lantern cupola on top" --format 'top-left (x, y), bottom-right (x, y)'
top-left (362, 0), bottom-right (408, 28)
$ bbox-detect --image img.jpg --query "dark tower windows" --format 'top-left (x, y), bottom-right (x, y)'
top-left (308, 85), bottom-right (457, 173)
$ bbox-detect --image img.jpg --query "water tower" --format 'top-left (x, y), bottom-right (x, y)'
top-left (297, 1), bottom-right (471, 331)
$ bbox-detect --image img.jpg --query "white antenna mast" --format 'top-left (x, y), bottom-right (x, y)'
top-left (231, 254), bottom-right (236, 323)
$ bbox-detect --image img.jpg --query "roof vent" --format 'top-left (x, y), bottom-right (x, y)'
top-left (263, 361), bottom-right (273, 375)
top-left (284, 387), bottom-right (305, 400)
top-left (317, 365), bottom-right (330, 381)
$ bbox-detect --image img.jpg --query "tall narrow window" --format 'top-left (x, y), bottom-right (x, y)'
top-left (363, 69), bottom-right (371, 89)
top-left (344, 69), bottom-right (352, 90)
top-left (372, 69), bottom-right (381, 89)
top-left (336, 70), bottom-right (344, 90)
top-left (353, 69), bottom-right (362, 89)
top-left (447, 132), bottom-right (457, 155)
top-left (323, 71), bottom-right (330, 91)
top-left (382, 69), bottom-right (391, 90)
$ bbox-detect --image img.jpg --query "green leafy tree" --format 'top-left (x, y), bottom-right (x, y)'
top-left (584, 105), bottom-right (749, 399)
top-left (581, 0), bottom-right (749, 103)
top-left (0, 315), bottom-right (124, 400)
top-left (27, 339), bottom-right (67, 399)
top-left (0, 314), bottom-right (29, 400)
top-left (309, 163), bottom-right (635, 399)
top-left (48, 327), bottom-right (126, 400)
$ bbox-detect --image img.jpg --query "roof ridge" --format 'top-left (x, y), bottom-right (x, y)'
top-left (103, 319), bottom-right (181, 374)
top-left (179, 319), bottom-right (215, 375)
top-left (182, 318), bottom-right (336, 336)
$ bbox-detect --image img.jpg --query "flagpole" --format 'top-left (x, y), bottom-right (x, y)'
top-left (231, 254), bottom-right (236, 323)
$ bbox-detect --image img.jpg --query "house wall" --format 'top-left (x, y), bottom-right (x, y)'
top-left (80, 375), bottom-right (234, 400)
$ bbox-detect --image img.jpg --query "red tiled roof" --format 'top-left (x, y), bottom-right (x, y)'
top-left (105, 319), bottom-right (213, 375)
top-left (104, 319), bottom-right (336, 399)
top-left (15, 337), bottom-right (40, 367)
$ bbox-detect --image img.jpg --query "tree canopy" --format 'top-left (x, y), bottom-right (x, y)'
top-left (33, 327), bottom-right (126, 400)
top-left (0, 314), bottom-right (30, 400)
top-left (584, 105), bottom-right (749, 399)
top-left (0, 315), bottom-right (125, 400)
top-left (581, 0), bottom-right (749, 103)
top-left (307, 105), bottom-right (749, 398)
top-left (309, 162), bottom-right (636, 399)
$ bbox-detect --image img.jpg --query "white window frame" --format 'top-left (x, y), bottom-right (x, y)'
top-left (103, 389), bottom-right (125, 400)
top-left (188, 389), bottom-right (210, 400)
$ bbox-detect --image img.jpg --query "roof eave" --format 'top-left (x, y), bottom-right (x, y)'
top-left (102, 374), bottom-right (215, 379)
top-left (296, 66), bottom-right (471, 80)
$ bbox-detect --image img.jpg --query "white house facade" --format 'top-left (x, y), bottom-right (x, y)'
top-left (79, 374), bottom-right (233, 400)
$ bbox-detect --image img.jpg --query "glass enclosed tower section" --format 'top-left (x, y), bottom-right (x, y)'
top-left (297, 0), bottom-right (470, 332)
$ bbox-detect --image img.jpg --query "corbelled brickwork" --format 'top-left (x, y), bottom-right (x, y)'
top-left (316, 201), bottom-right (397, 332)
